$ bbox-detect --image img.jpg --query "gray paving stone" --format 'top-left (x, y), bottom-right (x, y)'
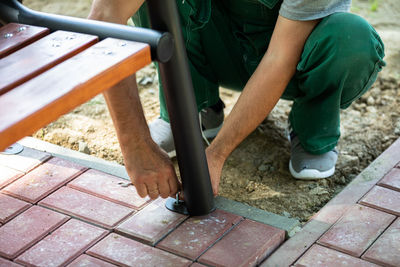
top-left (215, 196), bottom-right (300, 237)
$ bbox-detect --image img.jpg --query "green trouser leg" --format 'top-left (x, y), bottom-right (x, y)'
top-left (133, 0), bottom-right (278, 121)
top-left (284, 12), bottom-right (385, 154)
top-left (133, 1), bottom-right (385, 154)
top-left (133, 0), bottom-right (225, 122)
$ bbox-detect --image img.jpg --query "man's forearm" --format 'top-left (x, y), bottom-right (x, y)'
top-left (208, 16), bottom-right (319, 161)
top-left (103, 76), bottom-right (152, 160)
top-left (88, 0), bottom-right (152, 165)
top-left (88, 0), bottom-right (179, 199)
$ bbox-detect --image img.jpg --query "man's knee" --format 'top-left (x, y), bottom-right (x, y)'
top-left (320, 13), bottom-right (383, 65)
top-left (322, 13), bottom-right (385, 107)
top-left (299, 13), bottom-right (385, 105)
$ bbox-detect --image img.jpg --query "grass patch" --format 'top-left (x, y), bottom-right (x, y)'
top-left (370, 0), bottom-right (379, 12)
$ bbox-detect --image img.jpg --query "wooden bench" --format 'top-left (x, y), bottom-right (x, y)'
top-left (0, 23), bottom-right (151, 152)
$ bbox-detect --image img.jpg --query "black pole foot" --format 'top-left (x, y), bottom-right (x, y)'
top-left (165, 197), bottom-right (189, 215)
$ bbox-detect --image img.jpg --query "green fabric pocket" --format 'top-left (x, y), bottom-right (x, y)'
top-left (180, 0), bottom-right (211, 31)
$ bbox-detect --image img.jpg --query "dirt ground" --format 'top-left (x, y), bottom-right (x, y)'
top-left (24, 0), bottom-right (400, 222)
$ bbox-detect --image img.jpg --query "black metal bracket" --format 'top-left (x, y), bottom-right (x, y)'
top-left (165, 193), bottom-right (189, 215)
top-left (0, 0), bottom-right (173, 62)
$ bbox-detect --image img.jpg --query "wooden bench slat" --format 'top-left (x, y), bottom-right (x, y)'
top-left (0, 31), bottom-right (98, 95)
top-left (0, 38), bottom-right (151, 151)
top-left (0, 23), bottom-right (49, 59)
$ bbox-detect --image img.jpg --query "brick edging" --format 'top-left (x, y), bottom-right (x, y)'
top-left (262, 137), bottom-right (400, 267)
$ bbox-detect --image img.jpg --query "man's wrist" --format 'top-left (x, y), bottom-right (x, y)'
top-left (206, 144), bottom-right (228, 165)
top-left (119, 132), bottom-right (153, 151)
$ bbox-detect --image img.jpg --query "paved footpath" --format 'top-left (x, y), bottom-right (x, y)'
top-left (0, 137), bottom-right (399, 266)
top-left (264, 137), bottom-right (400, 267)
top-left (0, 144), bottom-right (285, 267)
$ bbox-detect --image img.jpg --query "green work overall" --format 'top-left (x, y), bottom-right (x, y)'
top-left (133, 0), bottom-right (385, 155)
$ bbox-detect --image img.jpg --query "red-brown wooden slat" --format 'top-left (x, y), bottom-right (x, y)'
top-left (0, 30), bottom-right (98, 95)
top-left (0, 23), bottom-right (49, 59)
top-left (0, 38), bottom-right (151, 151)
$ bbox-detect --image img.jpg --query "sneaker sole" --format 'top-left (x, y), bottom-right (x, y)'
top-left (203, 124), bottom-right (223, 139)
top-left (165, 124), bottom-right (222, 159)
top-left (167, 150), bottom-right (176, 158)
top-left (289, 160), bottom-right (335, 180)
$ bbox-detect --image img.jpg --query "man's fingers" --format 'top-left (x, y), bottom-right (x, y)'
top-left (168, 176), bottom-right (179, 197)
top-left (146, 184), bottom-right (159, 200)
top-left (178, 190), bottom-right (185, 200)
top-left (135, 183), bottom-right (148, 198)
top-left (158, 179), bottom-right (170, 199)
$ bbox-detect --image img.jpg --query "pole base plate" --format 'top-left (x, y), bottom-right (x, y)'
top-left (1, 143), bottom-right (24, 155)
top-left (165, 197), bottom-right (189, 215)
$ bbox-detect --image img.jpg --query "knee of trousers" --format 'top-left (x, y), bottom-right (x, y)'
top-left (314, 13), bottom-right (384, 72)
top-left (300, 12), bottom-right (386, 107)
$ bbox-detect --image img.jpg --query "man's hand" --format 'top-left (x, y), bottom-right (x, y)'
top-left (126, 141), bottom-right (180, 199)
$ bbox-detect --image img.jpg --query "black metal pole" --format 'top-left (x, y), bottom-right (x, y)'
top-left (0, 0), bottom-right (173, 62)
top-left (145, 0), bottom-right (215, 215)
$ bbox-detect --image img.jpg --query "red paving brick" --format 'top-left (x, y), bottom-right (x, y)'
top-left (68, 169), bottom-right (150, 209)
top-left (0, 257), bottom-right (23, 267)
top-left (0, 140), bottom-right (398, 266)
top-left (15, 219), bottom-right (108, 267)
top-left (0, 206), bottom-right (69, 259)
top-left (0, 166), bottom-right (22, 189)
top-left (39, 186), bottom-right (134, 229)
top-left (294, 244), bottom-right (379, 267)
top-left (317, 204), bottom-right (395, 257)
top-left (0, 193), bottom-right (31, 223)
top-left (87, 233), bottom-right (192, 267)
top-left (360, 186), bottom-right (400, 216)
top-left (198, 219), bottom-right (285, 267)
top-left (2, 157), bottom-right (86, 203)
top-left (362, 217), bottom-right (400, 267)
top-left (0, 147), bottom-right (50, 173)
top-left (378, 168), bottom-right (400, 192)
top-left (67, 254), bottom-right (118, 267)
top-left (260, 214), bottom-right (340, 267)
top-left (157, 209), bottom-right (243, 260)
top-left (190, 263), bottom-right (207, 267)
top-left (115, 198), bottom-right (188, 245)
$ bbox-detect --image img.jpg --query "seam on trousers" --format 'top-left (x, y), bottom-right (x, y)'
top-left (340, 59), bottom-right (383, 109)
top-left (185, 6), bottom-right (194, 48)
top-left (296, 41), bottom-right (319, 73)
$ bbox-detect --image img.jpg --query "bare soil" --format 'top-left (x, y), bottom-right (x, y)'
top-left (24, 0), bottom-right (400, 222)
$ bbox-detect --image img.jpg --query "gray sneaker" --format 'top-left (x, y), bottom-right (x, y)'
top-left (289, 133), bottom-right (338, 179)
top-left (200, 100), bottom-right (225, 139)
top-left (149, 118), bottom-right (176, 157)
top-left (149, 100), bottom-right (224, 158)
